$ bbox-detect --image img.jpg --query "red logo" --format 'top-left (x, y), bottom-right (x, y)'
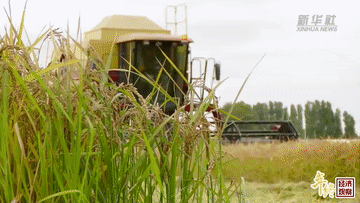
top-left (336, 177), bottom-right (356, 198)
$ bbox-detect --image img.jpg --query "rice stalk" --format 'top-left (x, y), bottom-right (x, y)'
top-left (0, 3), bottom-right (240, 203)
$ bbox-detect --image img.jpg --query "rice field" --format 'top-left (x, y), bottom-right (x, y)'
top-left (221, 139), bottom-right (360, 202)
top-left (1, 4), bottom-right (359, 203)
top-left (0, 5), bottom-right (237, 202)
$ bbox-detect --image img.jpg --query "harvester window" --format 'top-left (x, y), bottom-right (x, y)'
top-left (118, 41), bottom-right (135, 84)
top-left (119, 43), bottom-right (128, 70)
top-left (134, 41), bottom-right (168, 98)
top-left (129, 40), bottom-right (188, 111)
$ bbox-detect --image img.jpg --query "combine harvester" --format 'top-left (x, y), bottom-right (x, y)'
top-left (77, 4), bottom-right (298, 143)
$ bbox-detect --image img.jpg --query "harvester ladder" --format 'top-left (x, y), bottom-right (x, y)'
top-left (166, 4), bottom-right (188, 35)
top-left (190, 58), bottom-right (206, 102)
top-left (190, 57), bottom-right (217, 102)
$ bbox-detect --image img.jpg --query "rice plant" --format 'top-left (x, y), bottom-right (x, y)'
top-left (0, 4), bottom-right (243, 203)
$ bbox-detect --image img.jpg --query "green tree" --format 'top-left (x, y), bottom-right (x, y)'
top-left (290, 104), bottom-right (297, 128)
top-left (334, 108), bottom-right (342, 138)
top-left (283, 107), bottom-right (289, 120)
top-left (222, 101), bottom-right (255, 121)
top-left (305, 101), bottom-right (315, 138)
top-left (269, 101), bottom-right (274, 120)
top-left (297, 104), bottom-right (304, 139)
top-left (314, 100), bottom-right (325, 138)
top-left (343, 111), bottom-right (357, 138)
top-left (323, 101), bottom-right (335, 137)
top-left (253, 102), bottom-right (269, 120)
top-left (274, 102), bottom-right (283, 120)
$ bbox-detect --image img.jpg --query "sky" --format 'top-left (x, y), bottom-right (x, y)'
top-left (1, 0), bottom-right (359, 134)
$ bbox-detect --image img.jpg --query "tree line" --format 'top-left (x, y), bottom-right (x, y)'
top-left (221, 100), bottom-right (358, 139)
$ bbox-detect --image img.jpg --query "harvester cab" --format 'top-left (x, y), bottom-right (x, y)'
top-left (83, 15), bottom-right (192, 114)
top-left (83, 5), bottom-right (221, 116)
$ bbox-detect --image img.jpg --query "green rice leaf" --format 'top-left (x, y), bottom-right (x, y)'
top-left (24, 59), bottom-right (80, 82)
top-left (37, 190), bottom-right (88, 203)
